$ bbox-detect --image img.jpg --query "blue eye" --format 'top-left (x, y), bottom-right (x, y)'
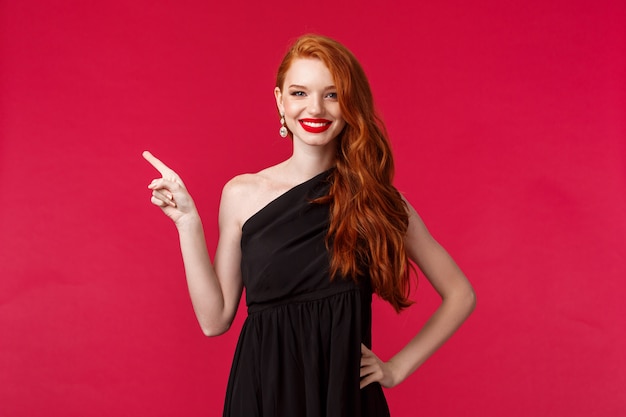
top-left (326, 92), bottom-right (338, 99)
top-left (290, 91), bottom-right (306, 96)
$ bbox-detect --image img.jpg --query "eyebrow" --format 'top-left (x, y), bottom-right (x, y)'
top-left (288, 84), bottom-right (337, 90)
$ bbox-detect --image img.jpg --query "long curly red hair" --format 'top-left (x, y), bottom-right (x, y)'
top-left (276, 34), bottom-right (414, 312)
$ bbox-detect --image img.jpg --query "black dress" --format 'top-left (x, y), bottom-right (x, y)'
top-left (223, 169), bottom-right (390, 417)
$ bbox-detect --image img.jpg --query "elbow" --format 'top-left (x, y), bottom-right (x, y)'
top-left (195, 308), bottom-right (235, 337)
top-left (201, 325), bottom-right (229, 337)
top-left (445, 282), bottom-right (476, 317)
top-left (463, 285), bottom-right (477, 315)
top-left (199, 320), bottom-right (231, 337)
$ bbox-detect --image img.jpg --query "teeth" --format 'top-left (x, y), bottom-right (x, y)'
top-left (303, 121), bottom-right (329, 127)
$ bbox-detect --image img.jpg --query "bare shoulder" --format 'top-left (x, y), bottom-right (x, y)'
top-left (222, 168), bottom-right (278, 203)
top-left (222, 172), bottom-right (265, 201)
top-left (219, 165), bottom-right (287, 230)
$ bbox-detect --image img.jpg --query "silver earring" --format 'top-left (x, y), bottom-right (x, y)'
top-left (279, 114), bottom-right (288, 138)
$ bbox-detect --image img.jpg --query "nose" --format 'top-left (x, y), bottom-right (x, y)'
top-left (307, 94), bottom-right (325, 116)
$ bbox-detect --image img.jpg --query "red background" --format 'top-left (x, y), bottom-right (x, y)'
top-left (1, 1), bottom-right (625, 416)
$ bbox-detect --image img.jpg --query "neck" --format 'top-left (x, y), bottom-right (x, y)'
top-left (284, 148), bottom-right (336, 182)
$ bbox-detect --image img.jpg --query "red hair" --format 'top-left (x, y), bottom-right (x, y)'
top-left (276, 34), bottom-right (414, 312)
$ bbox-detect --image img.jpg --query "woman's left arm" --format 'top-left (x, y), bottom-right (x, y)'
top-left (360, 199), bottom-right (476, 389)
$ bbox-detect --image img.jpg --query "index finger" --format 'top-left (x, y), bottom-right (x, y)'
top-left (142, 151), bottom-right (172, 175)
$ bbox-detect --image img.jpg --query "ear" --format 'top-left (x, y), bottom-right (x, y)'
top-left (274, 87), bottom-right (284, 115)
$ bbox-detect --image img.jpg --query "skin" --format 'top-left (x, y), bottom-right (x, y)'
top-left (144, 57), bottom-right (476, 390)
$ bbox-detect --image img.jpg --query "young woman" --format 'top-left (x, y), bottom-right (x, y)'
top-left (144, 34), bottom-right (475, 417)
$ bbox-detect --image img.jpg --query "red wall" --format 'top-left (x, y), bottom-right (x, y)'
top-left (1, 1), bottom-right (624, 416)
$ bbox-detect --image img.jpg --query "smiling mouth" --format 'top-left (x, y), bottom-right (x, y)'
top-left (299, 119), bottom-right (332, 133)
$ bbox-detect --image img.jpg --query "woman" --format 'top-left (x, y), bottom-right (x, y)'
top-left (144, 34), bottom-right (475, 417)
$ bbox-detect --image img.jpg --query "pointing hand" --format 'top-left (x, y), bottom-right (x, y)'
top-left (143, 151), bottom-right (197, 225)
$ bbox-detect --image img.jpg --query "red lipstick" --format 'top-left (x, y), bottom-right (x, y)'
top-left (299, 119), bottom-right (332, 133)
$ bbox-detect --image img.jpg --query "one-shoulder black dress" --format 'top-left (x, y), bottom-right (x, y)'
top-left (223, 169), bottom-right (390, 417)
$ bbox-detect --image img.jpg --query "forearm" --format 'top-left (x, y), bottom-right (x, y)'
top-left (176, 215), bottom-right (233, 336)
top-left (388, 285), bottom-right (476, 385)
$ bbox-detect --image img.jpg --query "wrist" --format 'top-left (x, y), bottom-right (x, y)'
top-left (175, 211), bottom-right (202, 231)
top-left (386, 358), bottom-right (407, 388)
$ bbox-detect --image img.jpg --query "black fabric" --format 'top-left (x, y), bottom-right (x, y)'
top-left (223, 169), bottom-right (390, 417)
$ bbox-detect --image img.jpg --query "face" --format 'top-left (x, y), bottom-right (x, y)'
top-left (275, 58), bottom-right (346, 147)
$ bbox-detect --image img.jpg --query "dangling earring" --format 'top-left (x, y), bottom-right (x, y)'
top-left (279, 113), bottom-right (288, 138)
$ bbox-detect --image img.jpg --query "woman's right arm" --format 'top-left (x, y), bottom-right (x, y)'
top-left (143, 151), bottom-right (244, 336)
